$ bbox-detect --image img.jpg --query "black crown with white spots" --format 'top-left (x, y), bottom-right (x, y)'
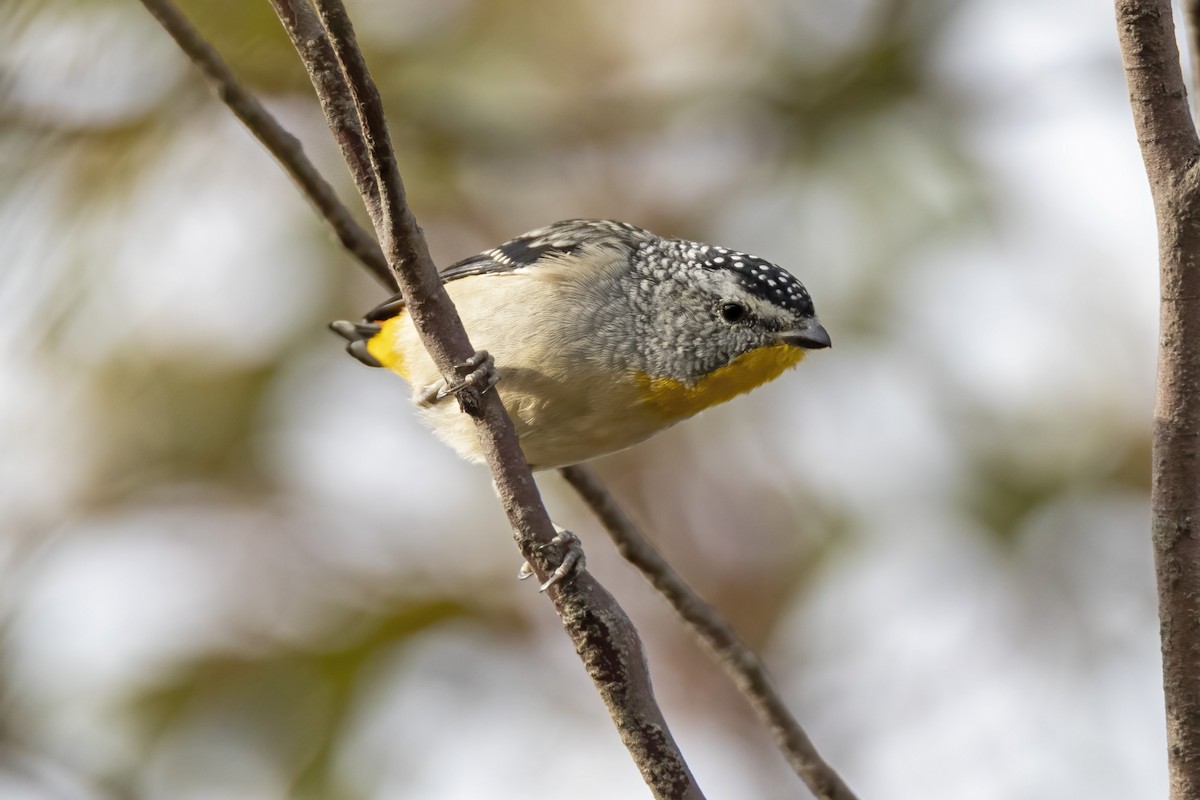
top-left (684, 245), bottom-right (814, 317)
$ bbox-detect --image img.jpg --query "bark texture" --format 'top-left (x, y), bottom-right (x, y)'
top-left (1117, 2), bottom-right (1200, 797)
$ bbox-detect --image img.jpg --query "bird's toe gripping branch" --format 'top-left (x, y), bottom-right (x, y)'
top-left (437, 350), bottom-right (499, 399)
top-left (415, 350), bottom-right (500, 407)
top-left (519, 526), bottom-right (586, 592)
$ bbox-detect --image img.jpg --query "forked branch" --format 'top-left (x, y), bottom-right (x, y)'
top-left (560, 465), bottom-right (857, 800)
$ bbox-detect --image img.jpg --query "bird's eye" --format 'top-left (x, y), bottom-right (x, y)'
top-left (719, 301), bottom-right (748, 324)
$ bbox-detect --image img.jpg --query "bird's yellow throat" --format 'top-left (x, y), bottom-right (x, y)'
top-left (636, 344), bottom-right (805, 421)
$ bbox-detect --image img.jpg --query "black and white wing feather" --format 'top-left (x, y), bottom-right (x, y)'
top-left (362, 219), bottom-right (650, 322)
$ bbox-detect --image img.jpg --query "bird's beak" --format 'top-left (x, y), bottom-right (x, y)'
top-left (779, 318), bottom-right (831, 350)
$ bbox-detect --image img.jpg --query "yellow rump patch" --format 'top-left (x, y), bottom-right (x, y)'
top-left (638, 345), bottom-right (805, 421)
top-left (365, 313), bottom-right (410, 379)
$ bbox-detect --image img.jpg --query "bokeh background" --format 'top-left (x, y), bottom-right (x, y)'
top-left (0, 0), bottom-right (1166, 798)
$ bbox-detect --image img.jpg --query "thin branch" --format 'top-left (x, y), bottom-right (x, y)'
top-left (140, 0), bottom-right (706, 795)
top-left (1115, 2), bottom-right (1200, 799)
top-left (560, 465), bottom-right (859, 800)
top-left (137, 0), bottom-right (393, 289)
top-left (268, 0), bottom-right (384, 231)
top-left (1117, 0), bottom-right (1200, 184)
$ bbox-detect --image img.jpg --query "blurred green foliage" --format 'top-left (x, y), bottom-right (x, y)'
top-left (132, 599), bottom-right (482, 800)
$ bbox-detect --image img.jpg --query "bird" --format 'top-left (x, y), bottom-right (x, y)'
top-left (331, 219), bottom-right (829, 471)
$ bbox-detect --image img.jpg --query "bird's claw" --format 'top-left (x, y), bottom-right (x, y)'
top-left (437, 350), bottom-right (499, 400)
top-left (518, 528), bottom-right (586, 592)
top-left (417, 350), bottom-right (499, 406)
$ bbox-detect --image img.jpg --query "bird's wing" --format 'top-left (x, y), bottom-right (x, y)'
top-left (362, 220), bottom-right (642, 322)
top-left (361, 248), bottom-right (554, 323)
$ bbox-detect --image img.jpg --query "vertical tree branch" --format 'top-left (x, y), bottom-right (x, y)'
top-left (1116, 2), bottom-right (1200, 798)
top-left (140, 1), bottom-right (705, 795)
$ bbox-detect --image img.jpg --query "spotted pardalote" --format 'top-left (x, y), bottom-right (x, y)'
top-left (331, 219), bottom-right (830, 470)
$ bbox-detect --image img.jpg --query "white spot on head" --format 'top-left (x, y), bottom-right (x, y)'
top-left (713, 257), bottom-right (725, 264)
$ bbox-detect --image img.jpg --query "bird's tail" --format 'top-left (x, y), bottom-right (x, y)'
top-left (329, 320), bottom-right (384, 368)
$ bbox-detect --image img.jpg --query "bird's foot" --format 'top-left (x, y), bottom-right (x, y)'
top-left (518, 527), bottom-right (586, 592)
top-left (417, 350), bottom-right (499, 406)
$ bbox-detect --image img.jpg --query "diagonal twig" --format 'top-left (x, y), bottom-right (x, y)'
top-left (294, 0), bottom-right (545, 556)
top-left (560, 465), bottom-right (859, 800)
top-left (140, 0), bottom-right (706, 795)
